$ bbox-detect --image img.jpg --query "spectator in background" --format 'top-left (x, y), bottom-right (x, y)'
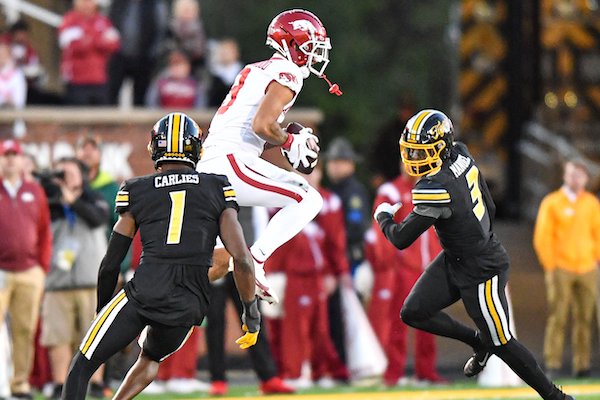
top-left (533, 159), bottom-right (600, 379)
top-left (0, 139), bottom-right (51, 400)
top-left (368, 171), bottom-right (444, 386)
top-left (39, 158), bottom-right (109, 399)
top-left (266, 166), bottom-right (350, 389)
top-left (324, 138), bottom-right (369, 365)
top-left (208, 39), bottom-right (242, 107)
top-left (205, 207), bottom-right (294, 396)
top-left (58, 0), bottom-right (120, 106)
top-left (108, 0), bottom-right (168, 106)
top-left (165, 0), bottom-right (206, 74)
top-left (0, 41), bottom-right (27, 137)
top-left (1, 20), bottom-right (55, 105)
top-left (146, 49), bottom-right (206, 109)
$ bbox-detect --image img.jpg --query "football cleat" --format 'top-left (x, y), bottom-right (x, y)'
top-left (463, 349), bottom-right (492, 377)
top-left (254, 259), bottom-right (279, 304)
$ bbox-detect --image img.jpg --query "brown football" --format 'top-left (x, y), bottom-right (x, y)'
top-left (284, 122), bottom-right (319, 174)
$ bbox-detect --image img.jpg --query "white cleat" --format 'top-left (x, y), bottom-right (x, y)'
top-left (254, 260), bottom-right (279, 304)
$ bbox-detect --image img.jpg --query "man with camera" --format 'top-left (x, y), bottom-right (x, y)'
top-left (39, 157), bottom-right (110, 399)
top-left (0, 140), bottom-right (52, 400)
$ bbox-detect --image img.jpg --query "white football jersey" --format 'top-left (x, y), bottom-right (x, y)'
top-left (203, 54), bottom-right (304, 158)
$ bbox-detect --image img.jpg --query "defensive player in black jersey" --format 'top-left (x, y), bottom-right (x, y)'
top-left (374, 110), bottom-right (574, 400)
top-left (62, 113), bottom-right (260, 400)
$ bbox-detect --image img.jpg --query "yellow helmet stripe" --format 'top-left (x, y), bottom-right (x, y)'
top-left (410, 110), bottom-right (432, 136)
top-left (171, 113), bottom-right (181, 153)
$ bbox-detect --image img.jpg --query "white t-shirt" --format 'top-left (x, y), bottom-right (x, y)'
top-left (203, 54), bottom-right (304, 158)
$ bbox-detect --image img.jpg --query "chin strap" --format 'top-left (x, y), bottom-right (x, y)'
top-left (322, 74), bottom-right (342, 96)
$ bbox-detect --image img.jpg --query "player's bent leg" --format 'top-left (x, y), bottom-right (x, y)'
top-left (206, 154), bottom-right (323, 303)
top-left (399, 253), bottom-right (482, 350)
top-left (62, 291), bottom-right (146, 399)
top-left (114, 323), bottom-right (195, 399)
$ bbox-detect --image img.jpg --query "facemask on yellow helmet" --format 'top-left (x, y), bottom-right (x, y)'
top-left (399, 109), bottom-right (454, 177)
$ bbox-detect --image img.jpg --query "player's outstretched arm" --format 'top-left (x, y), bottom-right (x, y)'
top-left (376, 210), bottom-right (436, 250)
top-left (96, 212), bottom-right (136, 312)
top-left (252, 81), bottom-right (294, 146)
top-left (219, 208), bottom-right (261, 349)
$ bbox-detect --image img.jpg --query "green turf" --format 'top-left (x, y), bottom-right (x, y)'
top-left (49, 378), bottom-right (595, 399)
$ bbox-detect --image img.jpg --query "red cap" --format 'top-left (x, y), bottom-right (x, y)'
top-left (0, 140), bottom-right (24, 156)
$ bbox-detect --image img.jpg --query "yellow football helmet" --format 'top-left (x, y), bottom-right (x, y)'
top-left (399, 109), bottom-right (454, 177)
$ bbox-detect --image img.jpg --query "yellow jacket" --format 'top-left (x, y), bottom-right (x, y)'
top-left (534, 188), bottom-right (600, 273)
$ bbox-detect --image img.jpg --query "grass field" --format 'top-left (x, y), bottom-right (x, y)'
top-left (117, 379), bottom-right (600, 400)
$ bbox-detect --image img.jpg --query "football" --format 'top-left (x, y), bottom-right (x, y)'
top-left (283, 122), bottom-right (319, 174)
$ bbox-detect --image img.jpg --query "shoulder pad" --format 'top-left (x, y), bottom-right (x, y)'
top-left (412, 178), bottom-right (451, 206)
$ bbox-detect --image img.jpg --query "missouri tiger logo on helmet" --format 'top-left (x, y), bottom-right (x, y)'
top-left (399, 109), bottom-right (454, 177)
top-left (149, 112), bottom-right (203, 169)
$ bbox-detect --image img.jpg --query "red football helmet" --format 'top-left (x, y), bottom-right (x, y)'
top-left (266, 9), bottom-right (331, 78)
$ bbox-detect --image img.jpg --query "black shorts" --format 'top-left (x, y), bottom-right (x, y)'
top-left (78, 290), bottom-right (196, 363)
top-left (406, 252), bottom-right (513, 348)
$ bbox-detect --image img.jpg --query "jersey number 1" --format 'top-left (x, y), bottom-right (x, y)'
top-left (466, 165), bottom-right (485, 221)
top-left (167, 190), bottom-right (186, 244)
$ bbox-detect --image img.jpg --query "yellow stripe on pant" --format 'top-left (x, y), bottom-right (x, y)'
top-left (485, 279), bottom-right (507, 345)
top-left (81, 291), bottom-right (127, 355)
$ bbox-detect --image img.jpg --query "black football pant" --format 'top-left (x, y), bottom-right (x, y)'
top-left (62, 290), bottom-right (193, 400)
top-left (206, 273), bottom-right (277, 382)
top-left (400, 252), bottom-right (559, 400)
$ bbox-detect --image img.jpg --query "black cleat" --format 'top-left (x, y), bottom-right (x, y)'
top-left (463, 350), bottom-right (491, 377)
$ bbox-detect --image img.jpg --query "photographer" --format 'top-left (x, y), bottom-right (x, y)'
top-left (39, 157), bottom-right (110, 399)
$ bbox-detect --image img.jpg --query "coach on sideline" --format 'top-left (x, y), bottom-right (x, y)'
top-left (0, 139), bottom-right (52, 400)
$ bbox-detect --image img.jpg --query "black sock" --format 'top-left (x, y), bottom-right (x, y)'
top-left (493, 339), bottom-right (559, 400)
top-left (405, 311), bottom-right (481, 350)
top-left (62, 352), bottom-right (102, 400)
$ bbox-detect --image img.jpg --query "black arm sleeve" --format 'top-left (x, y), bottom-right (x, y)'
top-left (376, 211), bottom-right (437, 250)
top-left (97, 231), bottom-right (132, 312)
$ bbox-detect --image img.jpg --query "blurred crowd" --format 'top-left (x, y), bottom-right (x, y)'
top-left (0, 0), bottom-right (242, 112)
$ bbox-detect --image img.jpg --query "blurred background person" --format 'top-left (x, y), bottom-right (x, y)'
top-left (533, 159), bottom-right (600, 379)
top-left (39, 158), bottom-right (109, 399)
top-left (0, 41), bottom-right (27, 138)
top-left (206, 207), bottom-right (294, 396)
top-left (368, 170), bottom-right (445, 386)
top-left (165, 0), bottom-right (206, 75)
top-left (207, 39), bottom-right (242, 108)
top-left (324, 137), bottom-right (370, 365)
top-left (58, 0), bottom-right (120, 106)
top-left (266, 165), bottom-right (350, 389)
top-left (145, 49), bottom-right (206, 109)
top-left (108, 0), bottom-right (168, 106)
top-left (0, 139), bottom-right (51, 400)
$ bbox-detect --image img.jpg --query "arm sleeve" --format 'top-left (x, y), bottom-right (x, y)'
top-left (97, 231), bottom-right (132, 312)
top-left (533, 196), bottom-right (555, 271)
top-left (376, 211), bottom-right (437, 250)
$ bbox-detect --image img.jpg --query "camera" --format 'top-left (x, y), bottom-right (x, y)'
top-left (34, 169), bottom-right (65, 204)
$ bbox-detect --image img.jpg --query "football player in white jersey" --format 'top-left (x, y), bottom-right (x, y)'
top-left (198, 9), bottom-right (341, 303)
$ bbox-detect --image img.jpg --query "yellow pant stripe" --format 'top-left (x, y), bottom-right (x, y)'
top-left (81, 292), bottom-right (127, 354)
top-left (485, 279), bottom-right (507, 345)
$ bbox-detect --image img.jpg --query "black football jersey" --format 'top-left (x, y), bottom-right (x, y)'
top-left (413, 142), bottom-right (509, 286)
top-left (116, 168), bottom-right (238, 266)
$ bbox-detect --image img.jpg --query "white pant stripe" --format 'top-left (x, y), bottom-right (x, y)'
top-left (478, 281), bottom-right (501, 346)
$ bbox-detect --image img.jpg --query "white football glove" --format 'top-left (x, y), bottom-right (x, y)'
top-left (373, 202), bottom-right (402, 221)
top-left (281, 127), bottom-right (319, 168)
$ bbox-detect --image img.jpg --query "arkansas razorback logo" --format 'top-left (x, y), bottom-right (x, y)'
top-left (279, 72), bottom-right (298, 84)
top-left (290, 20), bottom-right (316, 33)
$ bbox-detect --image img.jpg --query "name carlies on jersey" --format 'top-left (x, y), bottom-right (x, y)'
top-left (154, 174), bottom-right (200, 188)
